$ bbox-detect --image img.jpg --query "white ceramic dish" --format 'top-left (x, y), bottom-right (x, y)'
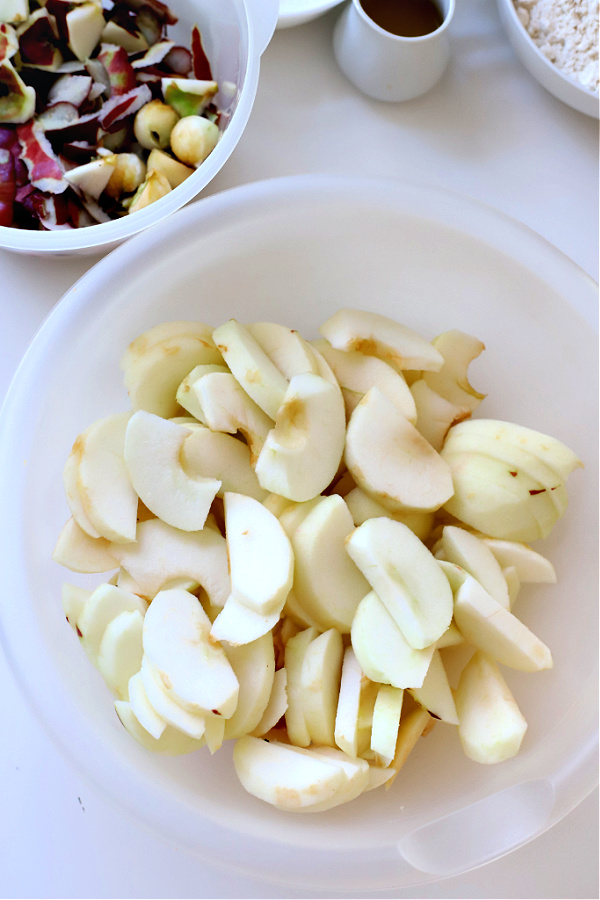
top-left (497, 0), bottom-right (599, 119)
top-left (0, 175), bottom-right (597, 891)
top-left (0, 0), bottom-right (279, 256)
top-left (277, 0), bottom-right (345, 30)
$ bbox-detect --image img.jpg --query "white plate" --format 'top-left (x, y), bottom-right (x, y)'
top-left (0, 175), bottom-right (597, 892)
top-left (277, 0), bottom-right (345, 29)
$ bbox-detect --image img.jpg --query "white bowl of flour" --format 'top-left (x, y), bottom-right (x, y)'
top-left (497, 0), bottom-right (599, 118)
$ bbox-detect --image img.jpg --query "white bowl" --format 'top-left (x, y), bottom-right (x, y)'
top-left (0, 175), bottom-right (597, 891)
top-left (0, 0), bottom-right (278, 256)
top-left (497, 0), bottom-right (599, 118)
top-left (277, 0), bottom-right (346, 29)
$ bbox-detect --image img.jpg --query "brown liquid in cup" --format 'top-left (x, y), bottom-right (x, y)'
top-left (359, 0), bottom-right (444, 37)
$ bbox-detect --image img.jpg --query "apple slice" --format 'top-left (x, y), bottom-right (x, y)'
top-left (139, 656), bottom-right (206, 739)
top-left (114, 699), bottom-right (206, 755)
top-left (224, 492), bottom-right (293, 616)
top-left (280, 745), bottom-right (370, 811)
top-left (300, 628), bottom-right (344, 746)
top-left (142, 588), bottom-right (239, 717)
top-left (370, 684), bottom-right (404, 767)
top-left (319, 308), bottom-right (443, 373)
top-left (204, 716), bottom-right (226, 753)
top-left (345, 518), bottom-right (453, 649)
top-left (345, 387), bottom-right (454, 513)
top-left (124, 411), bottom-right (220, 531)
top-left (435, 621), bottom-right (464, 649)
top-left (127, 670), bottom-right (167, 739)
top-left (284, 626), bottom-right (319, 747)
top-left (423, 330), bottom-right (486, 411)
top-left (77, 583), bottom-right (147, 663)
top-left (53, 517), bottom-right (119, 574)
top-left (388, 704), bottom-right (433, 783)
top-left (454, 651), bottom-right (528, 764)
top-left (503, 566), bottom-right (521, 609)
top-left (110, 518), bottom-right (230, 605)
top-left (409, 379), bottom-right (470, 452)
top-left (254, 373), bottom-right (346, 502)
top-left (209, 594), bottom-right (281, 646)
top-left (97, 609), bottom-right (144, 699)
top-left (121, 322), bottom-right (223, 418)
top-left (222, 632), bottom-right (275, 740)
top-left (453, 575), bottom-right (553, 672)
top-left (76, 412), bottom-right (138, 544)
top-left (351, 592), bottom-right (436, 689)
top-left (63, 449), bottom-right (100, 538)
top-left (408, 649), bottom-right (458, 725)
top-left (212, 319), bottom-right (289, 419)
top-left (479, 537), bottom-right (557, 583)
top-left (282, 588), bottom-right (322, 630)
top-left (334, 646), bottom-right (364, 757)
top-left (344, 487), bottom-right (434, 541)
top-left (248, 322), bottom-right (317, 379)
top-left (181, 427), bottom-right (268, 502)
top-left (441, 525), bottom-right (510, 609)
top-left (252, 667), bottom-right (288, 737)
top-left (175, 363), bottom-right (229, 422)
top-left (62, 583), bottom-right (91, 632)
top-left (194, 372), bottom-right (273, 463)
top-left (232, 735), bottom-right (348, 812)
top-left (287, 494), bottom-right (370, 633)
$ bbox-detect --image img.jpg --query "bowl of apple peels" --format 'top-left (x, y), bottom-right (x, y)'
top-left (0, 176), bottom-right (597, 891)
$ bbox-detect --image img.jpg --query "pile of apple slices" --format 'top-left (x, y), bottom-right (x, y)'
top-left (53, 308), bottom-right (582, 813)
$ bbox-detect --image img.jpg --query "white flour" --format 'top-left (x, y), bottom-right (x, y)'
top-left (513, 0), bottom-right (599, 93)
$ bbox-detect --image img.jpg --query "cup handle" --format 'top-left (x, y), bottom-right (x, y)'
top-left (244, 0), bottom-right (280, 55)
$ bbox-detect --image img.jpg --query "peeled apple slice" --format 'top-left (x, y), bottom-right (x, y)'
top-left (345, 518), bottom-right (453, 650)
top-left (124, 411), bottom-right (220, 531)
top-left (454, 651), bottom-right (528, 764)
top-left (284, 626), bottom-right (319, 747)
top-left (408, 649), bottom-right (458, 725)
top-left (115, 699), bottom-right (206, 755)
top-left (480, 537), bottom-right (557, 583)
top-left (345, 387), bottom-right (454, 513)
top-left (97, 609), bottom-right (144, 699)
top-left (142, 588), bottom-right (239, 718)
top-left (300, 628), bottom-right (344, 746)
top-left (423, 329), bottom-right (486, 411)
top-left (63, 449), bottom-right (100, 538)
top-left (248, 322), bottom-right (317, 379)
top-left (140, 656), bottom-right (207, 740)
top-left (252, 667), bottom-right (288, 737)
top-left (409, 378), bottom-right (470, 452)
top-left (222, 632), bottom-right (275, 740)
top-left (344, 487), bottom-right (434, 541)
top-left (128, 670), bottom-right (167, 739)
top-left (280, 745), bottom-right (371, 811)
top-left (53, 517), bottom-right (119, 574)
top-left (334, 646), bottom-right (364, 757)
top-left (175, 363), bottom-right (229, 422)
top-left (441, 525), bottom-right (510, 609)
top-left (370, 685), bottom-right (404, 767)
top-left (194, 372), bottom-right (273, 463)
top-left (210, 594), bottom-right (282, 646)
top-left (62, 583), bottom-right (91, 632)
top-left (181, 428), bottom-right (268, 502)
top-left (319, 308), bottom-right (444, 372)
top-left (77, 583), bottom-right (147, 663)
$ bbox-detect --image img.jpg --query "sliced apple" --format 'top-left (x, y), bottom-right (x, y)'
top-left (282, 588), bottom-right (322, 630)
top-left (110, 518), bottom-right (230, 605)
top-left (409, 649), bottom-right (458, 725)
top-left (209, 594), bottom-right (281, 646)
top-left (64, 156), bottom-right (116, 199)
top-left (254, 372), bottom-right (346, 502)
top-left (194, 372), bottom-right (273, 463)
top-left (334, 646), bottom-right (364, 757)
top-left (53, 517), bottom-right (119, 573)
top-left (204, 715), bottom-right (226, 753)
top-left (248, 322), bottom-right (317, 379)
top-left (97, 609), bottom-right (144, 699)
top-left (503, 566), bottom-right (521, 609)
top-left (345, 518), bottom-right (453, 649)
top-left (61, 583), bottom-right (91, 632)
top-left (175, 363), bottom-right (229, 422)
top-left (284, 626), bottom-right (319, 747)
top-left (455, 651), bottom-right (528, 764)
top-left (345, 387), bottom-right (454, 513)
top-left (351, 592), bottom-right (436, 689)
top-left (280, 745), bottom-right (370, 811)
top-left (127, 670), bottom-right (167, 739)
top-left (63, 449), bottom-right (100, 538)
top-left (300, 628), bottom-right (344, 747)
top-left (212, 319), bottom-right (289, 419)
top-left (76, 412), bottom-right (138, 544)
top-left (370, 684), bottom-right (404, 767)
top-left (66, 2), bottom-right (105, 61)
top-left (479, 537), bottom-right (557, 583)
top-left (77, 583), bottom-right (147, 663)
top-left (222, 632), bottom-right (275, 740)
top-left (312, 338), bottom-right (417, 423)
top-left (409, 378), bottom-right (470, 452)
top-left (140, 655), bottom-right (206, 739)
top-left (143, 588), bottom-right (238, 718)
top-left (252, 667), bottom-right (288, 737)
top-left (423, 330), bottom-right (486, 411)
top-left (319, 308), bottom-right (444, 373)
top-left (114, 699), bottom-right (206, 755)
top-left (388, 705), bottom-right (432, 783)
top-left (435, 621), bottom-right (464, 649)
top-left (441, 525), bottom-right (510, 609)
top-left (453, 575), bottom-right (553, 672)
top-left (344, 487), bottom-right (434, 541)
top-left (224, 491), bottom-right (293, 616)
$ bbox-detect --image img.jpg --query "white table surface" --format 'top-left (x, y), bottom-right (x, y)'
top-left (0, 2), bottom-right (598, 897)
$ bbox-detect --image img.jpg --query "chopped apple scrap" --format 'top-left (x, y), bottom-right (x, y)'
top-left (53, 309), bottom-right (582, 809)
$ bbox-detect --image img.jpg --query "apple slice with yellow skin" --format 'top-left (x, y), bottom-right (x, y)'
top-left (181, 426), bottom-right (268, 502)
top-left (224, 492), bottom-right (293, 616)
top-left (252, 667), bottom-right (288, 737)
top-left (248, 322), bottom-right (317, 379)
top-left (127, 670), bottom-right (167, 739)
top-left (346, 518), bottom-right (453, 650)
top-left (408, 649), bottom-right (459, 725)
top-left (77, 583), bottom-right (147, 663)
top-left (454, 651), bottom-right (528, 764)
top-left (286, 495), bottom-right (370, 633)
top-left (194, 372), bottom-right (273, 463)
top-left (409, 379), bottom-right (470, 452)
top-left (143, 588), bottom-right (239, 718)
top-left (453, 574), bottom-right (552, 672)
top-left (311, 338), bottom-right (417, 423)
top-left (300, 628), bottom-right (344, 747)
top-left (139, 656), bottom-right (206, 740)
top-left (284, 626), bottom-right (319, 747)
top-left (175, 363), bottom-right (229, 422)
top-left (222, 632), bottom-right (275, 740)
top-left (351, 592), bottom-right (436, 689)
top-left (63, 449), bottom-right (100, 538)
top-left (255, 373), bottom-right (346, 502)
top-left (115, 699), bottom-right (206, 755)
top-left (344, 487), bottom-right (434, 541)
top-left (53, 517), bottom-right (119, 574)
top-left (110, 518), bottom-right (230, 605)
top-left (62, 583), bottom-right (92, 632)
top-left (76, 412), bottom-right (138, 544)
top-left (97, 609), bottom-right (144, 700)
top-left (124, 411), bottom-right (220, 532)
top-left (423, 330), bottom-right (486, 411)
top-left (441, 525), bottom-right (510, 610)
top-left (121, 323), bottom-right (222, 418)
top-left (210, 595), bottom-right (281, 646)
top-left (479, 537), bottom-right (557, 583)
top-left (345, 388), bottom-right (454, 514)
top-left (370, 685), bottom-right (404, 767)
top-left (212, 319), bottom-right (290, 419)
top-left (319, 308), bottom-right (444, 373)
